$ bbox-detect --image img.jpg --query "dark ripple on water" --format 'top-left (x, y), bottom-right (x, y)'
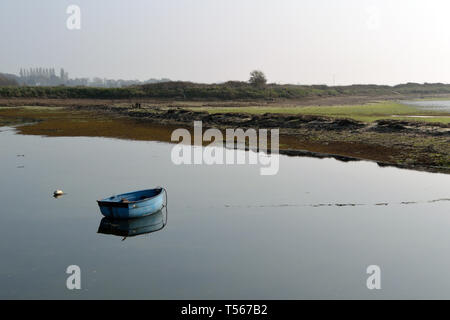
top-left (224, 198), bottom-right (450, 208)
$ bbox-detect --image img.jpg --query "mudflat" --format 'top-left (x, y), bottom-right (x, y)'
top-left (0, 100), bottom-right (449, 174)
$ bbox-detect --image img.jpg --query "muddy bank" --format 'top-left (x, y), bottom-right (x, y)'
top-left (72, 105), bottom-right (450, 172)
top-left (0, 105), bottom-right (449, 173)
top-left (120, 107), bottom-right (449, 136)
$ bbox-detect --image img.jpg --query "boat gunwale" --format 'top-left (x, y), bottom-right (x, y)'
top-left (97, 188), bottom-right (163, 207)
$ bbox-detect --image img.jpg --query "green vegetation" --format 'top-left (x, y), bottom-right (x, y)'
top-left (189, 102), bottom-right (450, 123)
top-left (249, 70), bottom-right (267, 87)
top-left (0, 86), bottom-right (140, 99)
top-left (3, 82), bottom-right (450, 100)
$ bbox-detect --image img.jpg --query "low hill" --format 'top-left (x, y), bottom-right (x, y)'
top-left (2, 81), bottom-right (450, 100)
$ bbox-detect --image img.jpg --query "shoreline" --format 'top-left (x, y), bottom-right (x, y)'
top-left (0, 102), bottom-right (449, 174)
top-left (2, 92), bottom-right (450, 108)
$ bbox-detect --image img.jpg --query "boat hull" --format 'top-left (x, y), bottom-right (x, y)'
top-left (97, 188), bottom-right (164, 219)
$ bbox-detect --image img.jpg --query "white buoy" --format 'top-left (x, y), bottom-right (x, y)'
top-left (53, 190), bottom-right (64, 197)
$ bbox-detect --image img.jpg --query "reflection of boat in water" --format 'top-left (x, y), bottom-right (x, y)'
top-left (97, 188), bottom-right (166, 219)
top-left (97, 207), bottom-right (167, 239)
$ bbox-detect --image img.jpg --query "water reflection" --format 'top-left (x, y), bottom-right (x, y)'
top-left (97, 206), bottom-right (168, 240)
top-left (1, 127), bottom-right (450, 299)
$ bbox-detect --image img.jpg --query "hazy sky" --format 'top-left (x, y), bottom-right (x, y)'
top-left (1, 0), bottom-right (450, 85)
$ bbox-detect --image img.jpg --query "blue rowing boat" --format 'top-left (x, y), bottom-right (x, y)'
top-left (97, 188), bottom-right (166, 219)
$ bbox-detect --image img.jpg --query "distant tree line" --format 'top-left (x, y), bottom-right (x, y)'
top-left (3, 69), bottom-right (450, 99)
top-left (0, 68), bottom-right (171, 88)
top-left (0, 73), bottom-right (18, 86)
top-left (18, 68), bottom-right (68, 86)
top-left (2, 81), bottom-right (450, 100)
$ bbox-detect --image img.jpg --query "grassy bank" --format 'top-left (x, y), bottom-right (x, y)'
top-left (0, 106), bottom-right (448, 173)
top-left (4, 82), bottom-right (450, 100)
top-left (188, 102), bottom-right (450, 124)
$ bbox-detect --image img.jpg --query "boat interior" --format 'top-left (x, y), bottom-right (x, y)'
top-left (104, 188), bottom-right (162, 203)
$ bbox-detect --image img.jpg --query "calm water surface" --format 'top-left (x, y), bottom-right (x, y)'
top-left (0, 127), bottom-right (449, 299)
top-left (402, 99), bottom-right (450, 112)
